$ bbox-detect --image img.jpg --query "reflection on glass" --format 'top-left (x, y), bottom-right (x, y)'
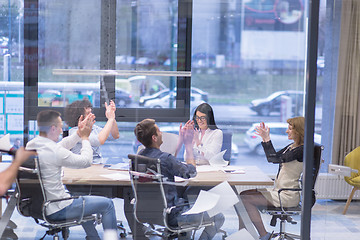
top-left (115, 0), bottom-right (178, 71)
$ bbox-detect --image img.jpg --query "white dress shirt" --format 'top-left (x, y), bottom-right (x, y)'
top-left (26, 134), bottom-right (92, 215)
top-left (184, 128), bottom-right (223, 165)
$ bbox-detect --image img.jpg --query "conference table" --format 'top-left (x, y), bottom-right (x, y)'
top-left (63, 164), bottom-right (274, 239)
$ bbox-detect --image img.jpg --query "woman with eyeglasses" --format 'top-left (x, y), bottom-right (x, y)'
top-left (176, 103), bottom-right (223, 165)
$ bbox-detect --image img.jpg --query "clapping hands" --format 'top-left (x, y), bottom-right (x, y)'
top-left (182, 120), bottom-right (195, 145)
top-left (255, 122), bottom-right (271, 142)
top-left (105, 100), bottom-right (116, 120)
top-left (77, 113), bottom-right (96, 139)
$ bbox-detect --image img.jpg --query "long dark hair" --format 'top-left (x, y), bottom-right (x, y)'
top-left (192, 103), bottom-right (218, 130)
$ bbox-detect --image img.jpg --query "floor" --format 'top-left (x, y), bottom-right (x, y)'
top-left (2, 198), bottom-right (360, 239)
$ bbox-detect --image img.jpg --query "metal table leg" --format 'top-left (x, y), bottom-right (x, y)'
top-left (0, 195), bottom-right (17, 238)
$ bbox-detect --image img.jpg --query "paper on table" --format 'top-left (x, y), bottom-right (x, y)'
top-left (174, 176), bottom-right (187, 182)
top-left (223, 166), bottom-right (245, 174)
top-left (100, 172), bottom-right (130, 181)
top-left (182, 190), bottom-right (220, 215)
top-left (225, 229), bottom-right (254, 240)
top-left (207, 181), bottom-right (239, 218)
top-left (0, 134), bottom-right (12, 152)
top-left (108, 162), bottom-right (129, 171)
top-left (209, 150), bottom-right (229, 167)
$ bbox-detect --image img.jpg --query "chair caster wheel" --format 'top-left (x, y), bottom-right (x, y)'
top-left (120, 232), bottom-right (127, 238)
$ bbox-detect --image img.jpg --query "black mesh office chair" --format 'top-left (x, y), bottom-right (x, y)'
top-left (15, 155), bottom-right (100, 240)
top-left (264, 144), bottom-right (324, 240)
top-left (128, 154), bottom-right (215, 239)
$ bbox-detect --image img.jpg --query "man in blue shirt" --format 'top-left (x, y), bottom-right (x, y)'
top-left (132, 118), bottom-right (224, 239)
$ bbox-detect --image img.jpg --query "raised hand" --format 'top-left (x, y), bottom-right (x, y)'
top-left (105, 100), bottom-right (116, 120)
top-left (255, 121), bottom-right (271, 142)
top-left (183, 121), bottom-right (195, 146)
top-left (77, 113), bottom-right (96, 139)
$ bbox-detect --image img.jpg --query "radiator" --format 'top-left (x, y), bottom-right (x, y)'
top-left (235, 174), bottom-right (360, 200)
top-left (315, 173), bottom-right (360, 200)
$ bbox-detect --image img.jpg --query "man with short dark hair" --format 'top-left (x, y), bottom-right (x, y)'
top-left (132, 118), bottom-right (224, 239)
top-left (26, 110), bottom-right (117, 240)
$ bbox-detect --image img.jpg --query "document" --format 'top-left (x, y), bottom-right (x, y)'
top-left (182, 190), bottom-right (220, 215)
top-left (100, 172), bottom-right (130, 181)
top-left (209, 150), bottom-right (229, 167)
top-left (108, 162), bottom-right (129, 171)
top-left (182, 181), bottom-right (239, 217)
top-left (222, 166), bottom-right (245, 174)
top-left (0, 134), bottom-right (11, 152)
top-left (207, 181), bottom-right (239, 217)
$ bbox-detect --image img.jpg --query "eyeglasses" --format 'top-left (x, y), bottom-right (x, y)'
top-left (195, 116), bottom-right (207, 121)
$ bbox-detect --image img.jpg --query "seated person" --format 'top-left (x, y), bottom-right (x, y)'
top-left (0, 147), bottom-right (36, 196)
top-left (26, 110), bottom-right (117, 240)
top-left (65, 99), bottom-right (119, 164)
top-left (134, 118), bottom-right (224, 239)
top-left (239, 117), bottom-right (305, 240)
top-left (176, 103), bottom-right (223, 165)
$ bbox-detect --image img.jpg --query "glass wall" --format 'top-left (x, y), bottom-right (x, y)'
top-left (2, 1), bottom-right (347, 238)
top-left (0, 0), bottom-right (326, 170)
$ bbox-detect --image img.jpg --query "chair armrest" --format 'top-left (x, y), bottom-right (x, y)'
top-left (165, 202), bottom-right (189, 214)
top-left (277, 188), bottom-right (302, 214)
top-left (43, 196), bottom-right (87, 224)
top-left (19, 166), bottom-right (37, 174)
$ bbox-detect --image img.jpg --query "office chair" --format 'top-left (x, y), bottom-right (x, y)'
top-left (15, 155), bottom-right (100, 240)
top-left (264, 144), bottom-right (324, 240)
top-left (221, 131), bottom-right (232, 162)
top-left (343, 146), bottom-right (360, 215)
top-left (128, 154), bottom-right (216, 239)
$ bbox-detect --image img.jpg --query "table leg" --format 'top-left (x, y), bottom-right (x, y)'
top-left (0, 195), bottom-right (16, 238)
top-left (233, 198), bottom-right (258, 240)
top-left (123, 186), bottom-right (148, 239)
top-left (232, 186), bottom-right (260, 240)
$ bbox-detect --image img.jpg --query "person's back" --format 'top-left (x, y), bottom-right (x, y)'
top-left (134, 118), bottom-right (224, 239)
top-left (139, 147), bottom-right (195, 208)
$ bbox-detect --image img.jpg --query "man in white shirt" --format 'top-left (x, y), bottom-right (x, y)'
top-left (26, 110), bottom-right (117, 240)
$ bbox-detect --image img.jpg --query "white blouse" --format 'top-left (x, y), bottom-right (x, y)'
top-left (184, 128), bottom-right (223, 165)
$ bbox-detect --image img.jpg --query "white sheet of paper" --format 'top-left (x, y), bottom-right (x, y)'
top-left (209, 150), bottom-right (229, 167)
top-left (108, 162), bottom-right (129, 171)
top-left (100, 172), bottom-right (130, 181)
top-left (0, 134), bottom-right (11, 152)
top-left (223, 166), bottom-right (245, 174)
top-left (226, 229), bottom-right (254, 240)
top-left (174, 176), bottom-right (187, 182)
top-left (182, 190), bottom-right (220, 215)
top-left (207, 181), bottom-right (239, 217)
